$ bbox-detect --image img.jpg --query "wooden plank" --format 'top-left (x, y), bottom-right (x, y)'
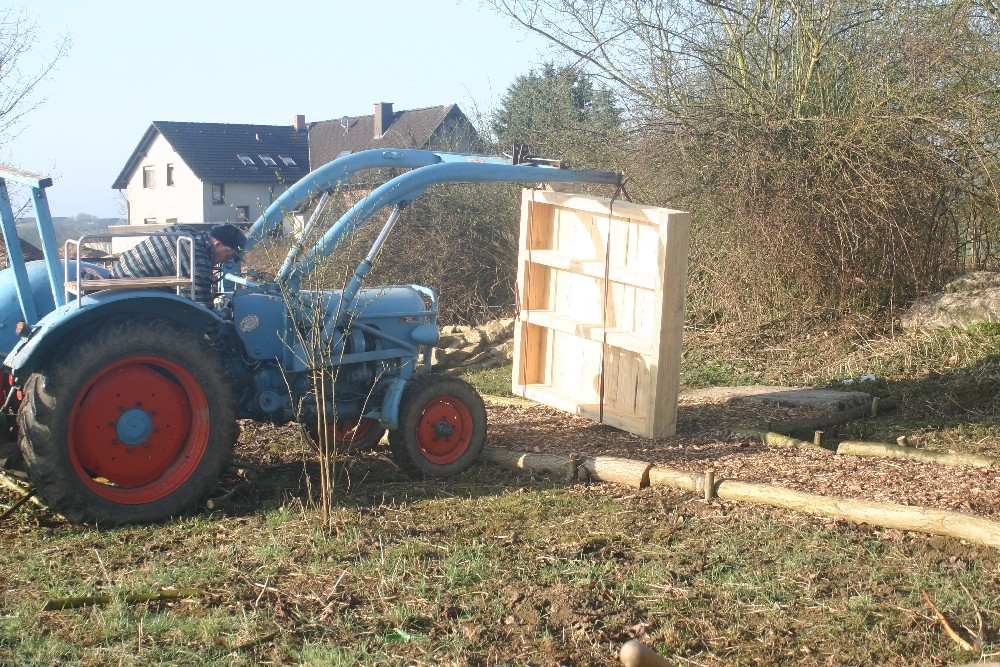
top-left (518, 310), bottom-right (651, 355)
top-left (644, 208), bottom-right (690, 437)
top-left (65, 277), bottom-right (193, 294)
top-left (525, 250), bottom-right (656, 289)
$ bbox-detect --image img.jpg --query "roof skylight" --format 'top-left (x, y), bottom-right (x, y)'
top-left (259, 155), bottom-right (277, 167)
top-left (237, 154), bottom-right (255, 167)
top-left (279, 155), bottom-right (297, 166)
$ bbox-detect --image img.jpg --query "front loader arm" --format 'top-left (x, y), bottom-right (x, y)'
top-left (245, 149), bottom-right (531, 249)
top-left (281, 160), bottom-right (622, 290)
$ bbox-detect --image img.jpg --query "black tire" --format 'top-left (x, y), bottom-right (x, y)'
top-left (388, 374), bottom-right (487, 477)
top-left (18, 319), bottom-right (238, 524)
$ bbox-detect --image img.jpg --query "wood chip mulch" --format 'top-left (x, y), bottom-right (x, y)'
top-left (485, 397), bottom-right (1000, 522)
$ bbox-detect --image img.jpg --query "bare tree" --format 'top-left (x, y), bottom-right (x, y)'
top-left (492, 0), bottom-right (1000, 324)
top-left (0, 9), bottom-right (70, 147)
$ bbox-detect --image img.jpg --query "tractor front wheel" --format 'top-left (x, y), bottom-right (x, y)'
top-left (388, 374), bottom-right (486, 477)
top-left (18, 319), bottom-right (238, 523)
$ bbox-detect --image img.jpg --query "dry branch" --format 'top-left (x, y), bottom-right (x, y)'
top-left (43, 588), bottom-right (202, 611)
top-left (921, 589), bottom-right (977, 652)
top-left (0, 485), bottom-right (35, 522)
top-left (729, 427), bottom-right (834, 455)
top-left (0, 471), bottom-right (46, 510)
top-left (837, 441), bottom-right (998, 469)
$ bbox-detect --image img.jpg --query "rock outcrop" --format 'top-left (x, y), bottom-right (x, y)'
top-left (902, 271), bottom-right (1000, 331)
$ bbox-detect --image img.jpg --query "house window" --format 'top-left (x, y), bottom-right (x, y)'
top-left (237, 154), bottom-right (255, 167)
top-left (259, 155), bottom-right (277, 167)
top-left (166, 218), bottom-right (178, 225)
top-left (143, 166), bottom-right (156, 188)
top-left (144, 217), bottom-right (157, 225)
top-left (236, 206), bottom-right (249, 222)
top-left (166, 164), bottom-right (174, 186)
top-left (279, 155), bottom-right (297, 166)
top-left (212, 183), bottom-right (225, 204)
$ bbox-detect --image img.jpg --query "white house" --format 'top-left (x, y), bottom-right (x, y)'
top-left (110, 119), bottom-right (310, 251)
top-left (111, 104), bottom-right (479, 251)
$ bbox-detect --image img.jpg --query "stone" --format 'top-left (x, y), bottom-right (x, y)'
top-left (482, 317), bottom-right (515, 344)
top-left (435, 347), bottom-right (472, 365)
top-left (902, 271), bottom-right (1000, 331)
top-left (681, 385), bottom-right (871, 414)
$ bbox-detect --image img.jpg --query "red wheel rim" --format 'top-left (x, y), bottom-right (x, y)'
top-left (69, 355), bottom-right (210, 504)
top-left (330, 417), bottom-right (378, 445)
top-left (414, 396), bottom-right (474, 464)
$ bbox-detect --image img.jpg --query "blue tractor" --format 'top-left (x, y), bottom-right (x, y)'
top-left (0, 150), bottom-right (621, 523)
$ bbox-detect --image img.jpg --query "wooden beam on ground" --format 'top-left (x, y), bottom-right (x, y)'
top-left (838, 441), bottom-right (998, 469)
top-left (481, 449), bottom-right (652, 487)
top-left (729, 427), bottom-right (834, 454)
top-left (648, 474), bottom-right (1000, 548)
top-left (482, 448), bottom-right (1000, 548)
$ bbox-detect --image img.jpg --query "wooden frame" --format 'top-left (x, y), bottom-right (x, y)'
top-left (512, 189), bottom-right (690, 438)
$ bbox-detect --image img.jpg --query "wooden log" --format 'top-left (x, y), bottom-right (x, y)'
top-left (647, 466), bottom-right (700, 494)
top-left (482, 449), bottom-right (652, 487)
top-left (480, 448), bottom-right (575, 478)
top-left (729, 428), bottom-right (834, 455)
top-left (715, 479), bottom-right (1000, 548)
top-left (837, 441), bottom-right (998, 469)
top-left (619, 639), bottom-right (670, 667)
top-left (582, 456), bottom-right (652, 489)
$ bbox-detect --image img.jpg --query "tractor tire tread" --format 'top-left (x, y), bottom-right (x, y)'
top-left (18, 318), bottom-right (237, 524)
top-left (388, 373), bottom-right (487, 478)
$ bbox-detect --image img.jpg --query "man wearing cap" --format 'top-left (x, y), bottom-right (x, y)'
top-left (110, 223), bottom-right (246, 307)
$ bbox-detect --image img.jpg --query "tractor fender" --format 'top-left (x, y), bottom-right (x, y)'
top-left (4, 289), bottom-right (224, 378)
top-left (378, 376), bottom-right (409, 430)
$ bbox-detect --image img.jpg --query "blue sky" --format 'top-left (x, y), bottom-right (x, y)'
top-left (5, 1), bottom-right (553, 217)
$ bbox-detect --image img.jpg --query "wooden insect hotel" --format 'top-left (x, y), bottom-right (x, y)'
top-left (512, 189), bottom-right (690, 438)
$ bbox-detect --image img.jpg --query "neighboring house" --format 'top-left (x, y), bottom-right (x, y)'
top-left (308, 103), bottom-right (478, 169)
top-left (111, 103), bottom-right (478, 247)
top-left (110, 120), bottom-right (310, 251)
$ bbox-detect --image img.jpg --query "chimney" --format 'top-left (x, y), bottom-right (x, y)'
top-left (374, 102), bottom-right (393, 138)
top-left (293, 114), bottom-right (306, 131)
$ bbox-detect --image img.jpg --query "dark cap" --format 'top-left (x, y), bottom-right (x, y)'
top-left (210, 224), bottom-right (247, 260)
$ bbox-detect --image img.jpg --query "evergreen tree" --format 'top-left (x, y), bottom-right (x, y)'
top-left (490, 63), bottom-right (624, 169)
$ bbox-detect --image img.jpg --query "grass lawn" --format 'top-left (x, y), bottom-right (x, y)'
top-left (2, 323), bottom-right (999, 665)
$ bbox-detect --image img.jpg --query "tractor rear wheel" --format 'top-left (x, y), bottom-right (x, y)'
top-left (18, 319), bottom-right (238, 524)
top-left (388, 374), bottom-right (486, 477)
